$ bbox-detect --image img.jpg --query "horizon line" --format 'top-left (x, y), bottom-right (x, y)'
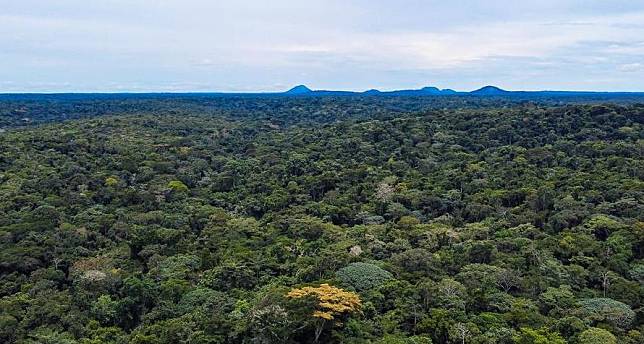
top-left (2, 85), bottom-right (644, 95)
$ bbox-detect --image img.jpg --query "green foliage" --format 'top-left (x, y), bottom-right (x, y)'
top-left (539, 285), bottom-right (575, 316)
top-left (167, 180), bottom-right (188, 192)
top-left (0, 97), bottom-right (642, 343)
top-left (154, 254), bottom-right (201, 280)
top-left (577, 327), bottom-right (617, 344)
top-left (91, 295), bottom-right (121, 326)
top-left (336, 262), bottom-right (394, 291)
top-left (25, 327), bottom-right (77, 344)
top-left (577, 298), bottom-right (635, 330)
top-left (376, 334), bottom-right (433, 344)
top-left (513, 327), bottom-right (566, 344)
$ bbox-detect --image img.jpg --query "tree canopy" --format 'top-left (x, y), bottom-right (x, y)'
top-left (0, 95), bottom-right (642, 343)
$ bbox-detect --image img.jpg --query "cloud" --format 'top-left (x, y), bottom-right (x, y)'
top-left (263, 11), bottom-right (644, 71)
top-left (0, 1), bottom-right (643, 91)
top-left (619, 63), bottom-right (644, 72)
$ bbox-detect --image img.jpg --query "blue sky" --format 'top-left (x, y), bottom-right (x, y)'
top-left (1, 0), bottom-right (644, 92)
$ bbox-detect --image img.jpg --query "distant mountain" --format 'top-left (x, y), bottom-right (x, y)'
top-left (285, 85), bottom-right (312, 95)
top-left (274, 84), bottom-right (642, 97)
top-left (282, 85), bottom-right (463, 96)
top-left (386, 86), bottom-right (461, 96)
top-left (421, 86), bottom-right (441, 93)
top-left (470, 85), bottom-right (509, 95)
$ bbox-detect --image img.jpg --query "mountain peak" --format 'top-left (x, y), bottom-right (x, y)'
top-left (421, 86), bottom-right (441, 93)
top-left (285, 85), bottom-right (312, 94)
top-left (471, 85), bottom-right (509, 95)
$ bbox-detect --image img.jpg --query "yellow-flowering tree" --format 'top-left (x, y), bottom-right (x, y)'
top-left (286, 283), bottom-right (361, 342)
top-left (104, 176), bottom-right (119, 187)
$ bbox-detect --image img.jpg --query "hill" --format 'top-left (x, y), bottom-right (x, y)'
top-left (285, 84), bottom-right (313, 94)
top-left (470, 85), bottom-right (510, 95)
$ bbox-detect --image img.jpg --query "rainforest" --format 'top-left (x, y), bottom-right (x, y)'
top-left (0, 94), bottom-right (642, 344)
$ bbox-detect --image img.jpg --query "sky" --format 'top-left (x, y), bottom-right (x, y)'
top-left (1, 0), bottom-right (644, 92)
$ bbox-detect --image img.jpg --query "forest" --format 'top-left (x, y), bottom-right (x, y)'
top-left (0, 95), bottom-right (642, 343)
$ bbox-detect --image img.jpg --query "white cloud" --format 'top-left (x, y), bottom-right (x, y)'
top-left (619, 63), bottom-right (644, 72)
top-left (0, 1), bottom-right (643, 91)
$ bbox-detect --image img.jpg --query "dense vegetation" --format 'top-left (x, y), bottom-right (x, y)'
top-left (3, 92), bottom-right (644, 129)
top-left (0, 96), bottom-right (642, 343)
